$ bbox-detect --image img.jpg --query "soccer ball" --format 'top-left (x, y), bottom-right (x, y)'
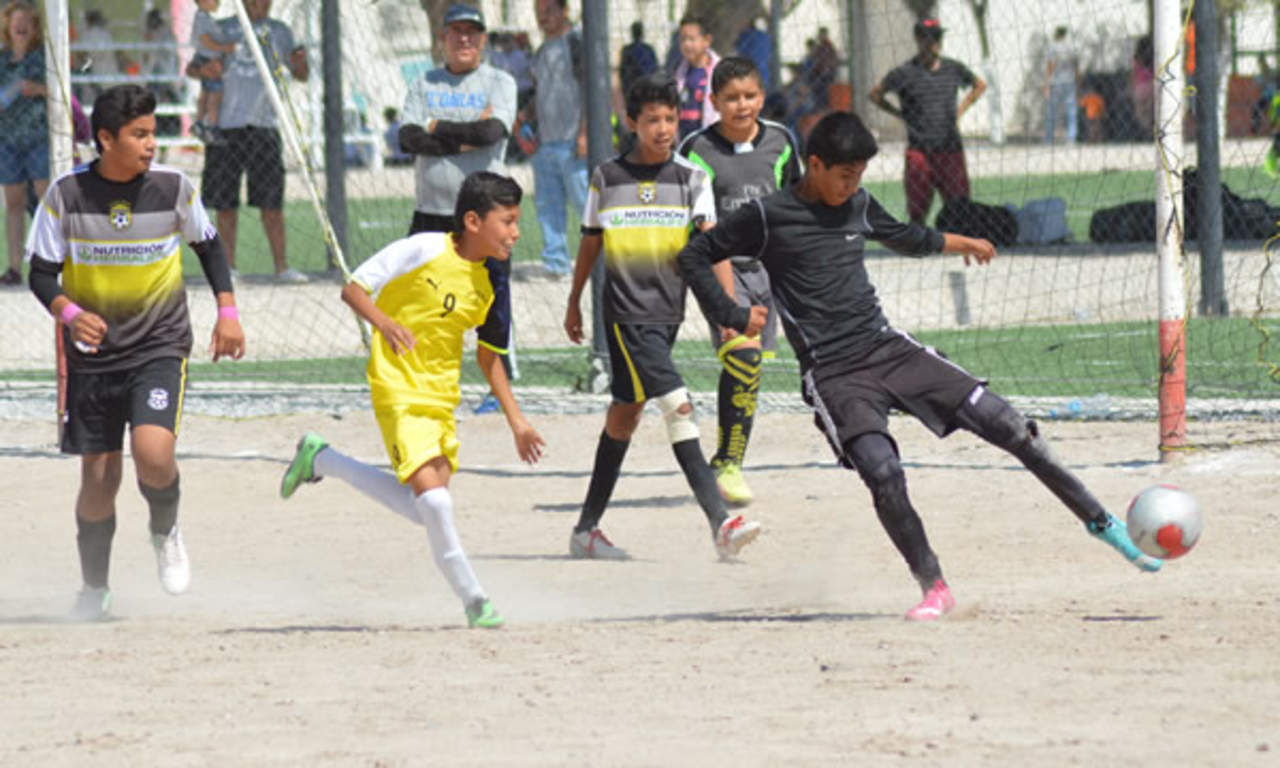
top-left (1126, 485), bottom-right (1203, 559)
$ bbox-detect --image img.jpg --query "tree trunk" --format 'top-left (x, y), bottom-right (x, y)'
top-left (418, 0), bottom-right (451, 61)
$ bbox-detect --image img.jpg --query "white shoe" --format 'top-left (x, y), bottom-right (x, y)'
top-left (152, 527), bottom-right (191, 595)
top-left (229, 268), bottom-right (241, 282)
top-left (274, 267), bottom-right (309, 284)
top-left (714, 515), bottom-right (762, 559)
top-left (569, 528), bottom-right (629, 560)
top-left (70, 585), bottom-right (112, 622)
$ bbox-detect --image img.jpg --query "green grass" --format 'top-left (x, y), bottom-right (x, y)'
top-left (7, 316), bottom-right (1276, 400)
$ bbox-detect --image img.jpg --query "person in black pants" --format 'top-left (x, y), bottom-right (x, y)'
top-left (678, 111), bottom-right (1163, 621)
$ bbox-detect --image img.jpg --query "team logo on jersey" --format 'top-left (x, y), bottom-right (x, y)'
top-left (147, 388), bottom-right (169, 410)
top-left (109, 201), bottom-right (133, 230)
top-left (636, 182), bottom-right (657, 204)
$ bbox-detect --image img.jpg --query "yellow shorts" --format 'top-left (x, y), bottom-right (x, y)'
top-left (373, 405), bottom-right (459, 483)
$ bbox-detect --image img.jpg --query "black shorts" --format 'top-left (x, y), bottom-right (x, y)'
top-left (201, 126), bottom-right (284, 210)
top-left (605, 322), bottom-right (684, 403)
top-left (803, 329), bottom-right (984, 466)
top-left (62, 357), bottom-right (188, 455)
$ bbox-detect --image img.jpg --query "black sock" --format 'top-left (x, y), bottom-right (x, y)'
top-left (713, 347), bottom-right (762, 466)
top-left (575, 431), bottom-right (629, 533)
top-left (76, 515), bottom-right (116, 589)
top-left (139, 474), bottom-right (180, 536)
top-left (672, 439), bottom-right (728, 531)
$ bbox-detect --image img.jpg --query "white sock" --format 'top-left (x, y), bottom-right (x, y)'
top-left (313, 446), bottom-right (418, 525)
top-left (414, 488), bottom-right (484, 605)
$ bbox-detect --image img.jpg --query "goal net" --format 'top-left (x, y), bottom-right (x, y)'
top-left (4, 0), bottom-right (1277, 424)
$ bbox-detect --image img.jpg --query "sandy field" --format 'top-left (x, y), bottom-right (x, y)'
top-left (1, 408), bottom-right (1278, 766)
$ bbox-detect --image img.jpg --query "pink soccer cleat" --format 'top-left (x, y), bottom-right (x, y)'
top-left (905, 579), bottom-right (955, 621)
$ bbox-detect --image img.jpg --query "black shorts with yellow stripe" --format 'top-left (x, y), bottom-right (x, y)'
top-left (62, 356), bottom-right (187, 454)
top-left (605, 322), bottom-right (685, 404)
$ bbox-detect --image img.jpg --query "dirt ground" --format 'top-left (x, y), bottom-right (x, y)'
top-left (1, 409), bottom-right (1277, 766)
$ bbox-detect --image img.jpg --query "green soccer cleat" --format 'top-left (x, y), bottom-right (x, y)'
top-left (714, 461), bottom-right (754, 507)
top-left (465, 598), bottom-right (504, 629)
top-left (280, 432), bottom-right (329, 499)
top-left (1088, 514), bottom-right (1163, 573)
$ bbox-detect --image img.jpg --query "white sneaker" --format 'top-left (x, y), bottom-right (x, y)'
top-left (70, 586), bottom-right (112, 622)
top-left (569, 528), bottom-right (629, 560)
top-left (152, 527), bottom-right (191, 595)
top-left (229, 267), bottom-right (241, 282)
top-left (274, 267), bottom-right (309, 284)
top-left (714, 515), bottom-right (762, 559)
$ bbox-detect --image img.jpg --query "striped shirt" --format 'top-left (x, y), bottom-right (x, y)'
top-left (26, 163), bottom-right (217, 373)
top-left (581, 154), bottom-right (715, 324)
top-left (880, 56), bottom-right (976, 151)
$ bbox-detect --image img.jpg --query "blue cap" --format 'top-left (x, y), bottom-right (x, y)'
top-left (443, 4), bottom-right (485, 31)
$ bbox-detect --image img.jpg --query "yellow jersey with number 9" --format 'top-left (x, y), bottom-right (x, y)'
top-left (351, 232), bottom-right (510, 410)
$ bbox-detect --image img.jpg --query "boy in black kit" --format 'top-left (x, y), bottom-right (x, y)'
top-left (679, 111), bottom-right (1161, 620)
top-left (563, 74), bottom-right (763, 561)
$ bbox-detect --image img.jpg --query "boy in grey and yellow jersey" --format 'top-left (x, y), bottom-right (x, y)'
top-left (678, 56), bottom-right (803, 507)
top-left (562, 74), bottom-right (764, 561)
top-left (26, 86), bottom-right (244, 621)
top-left (280, 172), bottom-right (544, 629)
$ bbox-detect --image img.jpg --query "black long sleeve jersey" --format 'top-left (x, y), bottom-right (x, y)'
top-left (679, 186), bottom-right (945, 372)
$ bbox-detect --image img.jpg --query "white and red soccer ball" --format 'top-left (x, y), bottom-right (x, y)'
top-left (1126, 484), bottom-right (1203, 560)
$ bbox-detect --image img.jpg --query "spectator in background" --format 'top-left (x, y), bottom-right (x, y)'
top-left (1131, 34), bottom-right (1154, 139)
top-left (1043, 26), bottom-right (1078, 143)
top-left (524, 0), bottom-right (587, 277)
top-left (187, 0), bottom-right (309, 282)
top-left (1080, 87), bottom-right (1105, 144)
top-left (80, 10), bottom-right (126, 102)
top-left (142, 10), bottom-right (182, 141)
top-left (869, 17), bottom-right (985, 225)
top-left (810, 26), bottom-right (839, 107)
top-left (734, 16), bottom-right (772, 92)
top-left (619, 21), bottom-right (657, 96)
top-left (382, 107), bottom-right (412, 166)
top-left (189, 0), bottom-right (235, 142)
top-left (674, 15), bottom-right (720, 139)
top-left (0, 0), bottom-right (47, 286)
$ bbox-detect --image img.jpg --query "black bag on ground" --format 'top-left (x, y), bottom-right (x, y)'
top-left (934, 197), bottom-right (1018, 245)
top-left (1088, 201), bottom-right (1156, 243)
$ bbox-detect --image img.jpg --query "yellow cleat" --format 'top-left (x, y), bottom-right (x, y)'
top-left (714, 462), bottom-right (754, 507)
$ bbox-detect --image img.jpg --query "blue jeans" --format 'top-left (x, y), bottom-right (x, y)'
top-left (1045, 82), bottom-right (1077, 143)
top-left (532, 140), bottom-right (588, 274)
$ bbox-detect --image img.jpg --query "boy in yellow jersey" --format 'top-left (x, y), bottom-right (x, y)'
top-left (26, 85), bottom-right (245, 621)
top-left (562, 73), bottom-right (766, 560)
top-left (280, 171), bottom-right (543, 629)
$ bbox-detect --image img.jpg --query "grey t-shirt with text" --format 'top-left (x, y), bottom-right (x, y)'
top-left (216, 17), bottom-right (297, 129)
top-left (401, 63), bottom-right (517, 216)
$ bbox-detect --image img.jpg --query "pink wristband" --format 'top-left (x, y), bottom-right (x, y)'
top-left (217, 306), bottom-right (240, 321)
top-left (59, 302), bottom-right (84, 326)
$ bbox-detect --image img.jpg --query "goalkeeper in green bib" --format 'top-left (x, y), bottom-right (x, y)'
top-left (677, 56), bottom-right (803, 505)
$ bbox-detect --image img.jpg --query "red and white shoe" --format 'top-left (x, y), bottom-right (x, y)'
top-left (714, 515), bottom-right (762, 559)
top-left (569, 528), bottom-right (629, 560)
top-left (905, 579), bottom-right (955, 621)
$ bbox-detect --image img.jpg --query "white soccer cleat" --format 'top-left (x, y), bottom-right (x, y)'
top-left (715, 515), bottom-right (762, 559)
top-left (70, 586), bottom-right (112, 622)
top-left (569, 528), bottom-right (630, 560)
top-left (152, 526), bottom-right (191, 595)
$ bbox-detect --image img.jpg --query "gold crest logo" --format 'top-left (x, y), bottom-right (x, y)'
top-left (109, 201), bottom-right (132, 230)
top-left (637, 182), bottom-right (656, 204)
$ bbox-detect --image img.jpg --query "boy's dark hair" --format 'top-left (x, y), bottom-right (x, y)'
top-left (625, 73), bottom-right (679, 120)
top-left (1054, 26), bottom-right (1068, 40)
top-left (453, 171), bottom-right (522, 232)
top-left (711, 56), bottom-right (763, 95)
top-left (91, 85), bottom-right (156, 153)
top-left (383, 106), bottom-right (399, 123)
top-left (630, 21), bottom-right (643, 41)
top-left (678, 15), bottom-right (709, 36)
top-left (805, 111), bottom-right (878, 166)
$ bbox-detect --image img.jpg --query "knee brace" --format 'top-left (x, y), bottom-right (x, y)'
top-left (845, 432), bottom-right (906, 501)
top-left (718, 338), bottom-right (763, 390)
top-left (654, 387), bottom-right (700, 444)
